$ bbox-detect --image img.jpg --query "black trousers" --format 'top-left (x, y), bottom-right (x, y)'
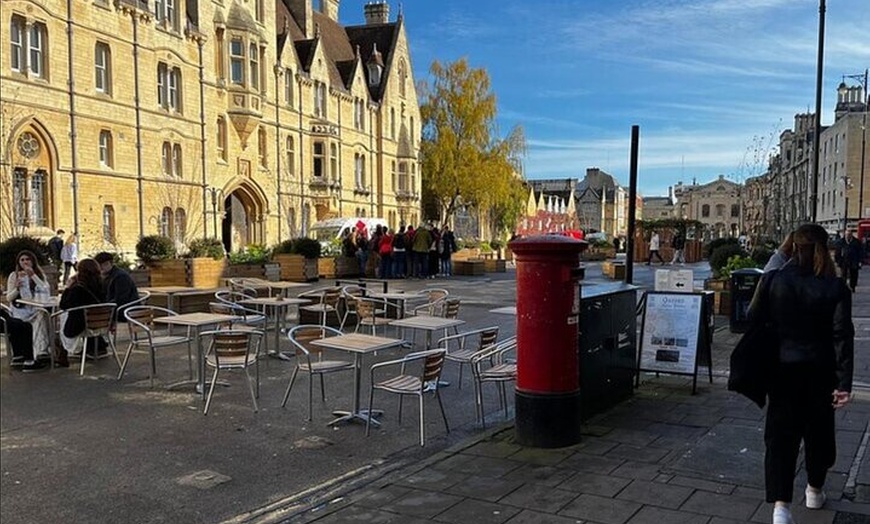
top-left (765, 363), bottom-right (836, 503)
top-left (0, 309), bottom-right (34, 360)
top-left (844, 263), bottom-right (859, 291)
top-left (647, 249), bottom-right (664, 264)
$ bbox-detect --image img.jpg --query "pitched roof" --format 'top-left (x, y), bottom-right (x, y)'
top-left (345, 23), bottom-right (399, 100)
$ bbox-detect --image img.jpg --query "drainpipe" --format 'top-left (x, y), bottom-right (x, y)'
top-left (197, 39), bottom-right (208, 238)
top-left (66, 0), bottom-right (80, 237)
top-left (274, 65), bottom-right (282, 240)
top-left (132, 11), bottom-right (145, 238)
top-left (299, 79), bottom-right (306, 236)
top-left (369, 106), bottom-right (375, 218)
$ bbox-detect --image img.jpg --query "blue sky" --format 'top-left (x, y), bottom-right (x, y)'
top-left (339, 0), bottom-right (870, 196)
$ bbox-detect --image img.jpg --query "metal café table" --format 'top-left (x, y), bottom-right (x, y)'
top-left (310, 333), bottom-right (405, 426)
top-left (154, 312), bottom-right (237, 400)
top-left (389, 316), bottom-right (465, 389)
top-left (258, 280), bottom-right (311, 298)
top-left (140, 286), bottom-right (193, 311)
top-left (240, 296), bottom-right (310, 360)
top-left (368, 291), bottom-right (412, 320)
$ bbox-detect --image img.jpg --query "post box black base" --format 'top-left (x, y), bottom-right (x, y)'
top-left (515, 390), bottom-right (582, 448)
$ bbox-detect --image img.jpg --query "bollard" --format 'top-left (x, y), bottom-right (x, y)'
top-left (509, 235), bottom-right (587, 448)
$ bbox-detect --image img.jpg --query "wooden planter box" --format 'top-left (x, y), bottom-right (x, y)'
top-left (318, 257), bottom-right (336, 279)
top-left (130, 268), bottom-right (151, 288)
top-left (274, 253), bottom-right (303, 281)
top-left (336, 257), bottom-right (361, 278)
top-left (187, 258), bottom-right (227, 288)
top-left (483, 259), bottom-right (506, 273)
top-left (455, 259), bottom-right (485, 276)
top-left (224, 263), bottom-right (281, 281)
top-left (147, 259), bottom-right (188, 287)
top-left (602, 261), bottom-right (626, 280)
top-left (714, 290), bottom-right (732, 316)
top-left (704, 278), bottom-right (730, 292)
top-left (453, 248), bottom-right (480, 262)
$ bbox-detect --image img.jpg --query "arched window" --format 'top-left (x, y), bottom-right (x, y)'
top-left (390, 108), bottom-right (395, 138)
top-left (160, 207), bottom-right (173, 237)
top-left (217, 116), bottom-right (227, 161)
top-left (284, 68), bottom-right (294, 105)
top-left (102, 205), bottom-right (115, 243)
top-left (398, 161), bottom-right (408, 192)
top-left (287, 207), bottom-right (297, 237)
top-left (360, 155), bottom-right (366, 189)
top-left (701, 204), bottom-right (710, 218)
top-left (28, 23), bottom-right (47, 79)
top-left (411, 163), bottom-right (417, 193)
top-left (398, 59), bottom-right (407, 98)
top-left (95, 42), bottom-right (112, 94)
top-left (329, 143), bottom-right (338, 182)
top-left (313, 141), bottom-right (324, 178)
top-left (174, 208), bottom-right (186, 243)
top-left (162, 142), bottom-right (172, 175)
top-left (286, 136), bottom-right (295, 176)
top-left (172, 144), bottom-right (182, 177)
top-left (10, 16), bottom-right (24, 73)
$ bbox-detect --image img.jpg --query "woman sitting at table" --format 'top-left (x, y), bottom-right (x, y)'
top-left (5, 250), bottom-right (51, 371)
top-left (57, 259), bottom-right (105, 367)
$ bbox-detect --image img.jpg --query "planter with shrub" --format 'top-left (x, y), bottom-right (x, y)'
top-left (136, 235), bottom-right (185, 287)
top-left (288, 238), bottom-right (321, 282)
top-left (271, 240), bottom-right (305, 281)
top-left (186, 238), bottom-right (227, 288)
top-left (225, 244), bottom-right (279, 281)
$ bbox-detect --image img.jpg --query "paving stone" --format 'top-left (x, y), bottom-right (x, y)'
top-left (509, 447), bottom-right (574, 466)
top-left (464, 440), bottom-right (524, 458)
top-left (434, 455), bottom-right (522, 478)
top-left (444, 475), bottom-right (524, 502)
top-left (610, 461), bottom-right (664, 481)
top-left (708, 518), bottom-right (748, 524)
top-left (503, 508), bottom-right (585, 524)
top-left (355, 485), bottom-right (413, 509)
top-left (395, 469), bottom-right (467, 491)
top-left (680, 490), bottom-right (760, 520)
top-left (606, 444), bottom-right (671, 464)
top-left (625, 505), bottom-right (710, 524)
top-left (175, 470), bottom-right (231, 490)
top-left (604, 428), bottom-right (659, 447)
top-left (560, 452), bottom-right (625, 474)
top-left (616, 479), bottom-right (694, 509)
top-left (644, 422), bottom-right (710, 439)
top-left (680, 414), bottom-right (726, 427)
top-left (311, 505), bottom-right (402, 523)
top-left (574, 437), bottom-right (619, 455)
top-left (559, 471), bottom-right (632, 497)
top-left (670, 423), bottom-right (766, 487)
top-left (582, 424), bottom-right (614, 437)
top-left (433, 498), bottom-right (520, 524)
top-left (501, 464), bottom-right (575, 487)
top-left (668, 475), bottom-right (735, 494)
top-left (381, 490), bottom-right (464, 519)
top-left (559, 493), bottom-right (642, 524)
top-left (499, 483), bottom-right (577, 513)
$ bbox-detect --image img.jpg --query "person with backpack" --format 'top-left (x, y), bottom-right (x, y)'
top-left (392, 226), bottom-right (408, 278)
top-left (355, 230), bottom-right (369, 277)
top-left (428, 225), bottom-right (441, 279)
top-left (378, 227), bottom-right (393, 279)
top-left (411, 224), bottom-right (431, 279)
top-left (440, 225), bottom-right (457, 277)
top-left (669, 229), bottom-right (686, 265)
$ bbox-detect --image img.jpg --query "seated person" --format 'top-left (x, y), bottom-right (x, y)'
top-left (5, 250), bottom-right (51, 371)
top-left (1, 307), bottom-right (34, 367)
top-left (57, 259), bottom-right (106, 367)
top-left (94, 252), bottom-right (139, 320)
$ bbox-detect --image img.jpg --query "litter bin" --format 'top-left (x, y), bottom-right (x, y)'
top-left (730, 268), bottom-right (763, 333)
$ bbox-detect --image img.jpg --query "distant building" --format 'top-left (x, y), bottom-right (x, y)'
top-left (642, 186), bottom-right (677, 221)
top-left (673, 175), bottom-right (742, 240)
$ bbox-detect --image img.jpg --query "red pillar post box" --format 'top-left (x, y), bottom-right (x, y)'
top-left (509, 235), bottom-right (587, 448)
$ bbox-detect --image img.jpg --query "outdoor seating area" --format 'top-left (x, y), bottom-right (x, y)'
top-left (1, 275), bottom-right (520, 450)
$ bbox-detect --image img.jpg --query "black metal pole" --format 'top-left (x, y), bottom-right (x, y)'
top-left (811, 0), bottom-right (826, 222)
top-left (625, 125), bottom-right (639, 284)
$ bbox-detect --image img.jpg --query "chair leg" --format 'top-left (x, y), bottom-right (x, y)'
top-left (365, 387), bottom-right (376, 437)
top-left (245, 368), bottom-right (259, 413)
top-left (436, 388), bottom-right (450, 434)
top-left (457, 364), bottom-right (464, 390)
top-left (339, 310), bottom-right (348, 331)
top-left (203, 367), bottom-right (220, 415)
top-left (79, 337), bottom-right (87, 376)
top-left (117, 342), bottom-right (135, 381)
top-left (418, 393), bottom-right (425, 447)
top-left (308, 371), bottom-right (314, 421)
top-left (106, 334), bottom-right (121, 368)
top-left (500, 383), bottom-right (508, 418)
top-left (398, 394), bottom-right (404, 424)
top-left (280, 367), bottom-right (299, 408)
top-left (319, 373), bottom-right (326, 401)
top-left (476, 382), bottom-right (486, 429)
top-left (186, 341), bottom-right (193, 380)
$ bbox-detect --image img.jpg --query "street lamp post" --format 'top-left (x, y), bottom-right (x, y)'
top-left (811, 0), bottom-right (826, 222)
top-left (207, 187), bottom-right (224, 240)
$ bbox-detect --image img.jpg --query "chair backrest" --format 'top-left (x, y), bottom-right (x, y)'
top-left (207, 330), bottom-right (259, 367)
top-left (84, 303), bottom-right (119, 335)
top-left (288, 324), bottom-right (341, 357)
top-left (209, 301), bottom-right (235, 315)
top-left (322, 287), bottom-right (341, 308)
top-left (356, 297), bottom-right (384, 321)
top-left (443, 298), bottom-right (461, 320)
top-left (341, 285), bottom-right (364, 312)
top-left (479, 327), bottom-right (499, 350)
top-left (421, 350), bottom-right (447, 383)
top-left (216, 290), bottom-right (254, 305)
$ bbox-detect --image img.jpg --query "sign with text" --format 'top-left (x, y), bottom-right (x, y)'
top-left (654, 269), bottom-right (695, 292)
top-left (639, 292), bottom-right (703, 375)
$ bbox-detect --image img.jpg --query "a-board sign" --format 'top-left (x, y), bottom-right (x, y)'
top-left (654, 269), bottom-right (695, 292)
top-left (639, 292), bottom-right (703, 376)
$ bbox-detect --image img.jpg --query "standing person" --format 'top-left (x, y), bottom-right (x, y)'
top-left (5, 250), bottom-right (51, 371)
top-left (405, 226), bottom-right (416, 278)
top-left (57, 259), bottom-right (105, 367)
top-left (749, 223), bottom-right (853, 524)
top-left (369, 225), bottom-right (382, 278)
top-left (355, 230), bottom-right (369, 277)
top-left (391, 226), bottom-right (407, 278)
top-left (669, 229), bottom-right (686, 265)
top-left (93, 252), bottom-right (139, 320)
top-left (378, 227), bottom-right (393, 279)
top-left (60, 233), bottom-right (78, 285)
top-left (49, 229), bottom-right (64, 272)
top-left (764, 232), bottom-right (795, 273)
top-left (612, 236), bottom-right (621, 254)
top-left (428, 225), bottom-right (441, 278)
top-left (646, 230), bottom-right (665, 265)
top-left (411, 224), bottom-right (431, 279)
top-left (841, 230), bottom-right (862, 293)
top-left (440, 225), bottom-right (456, 277)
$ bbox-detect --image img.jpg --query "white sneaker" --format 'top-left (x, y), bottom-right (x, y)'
top-left (773, 506), bottom-right (796, 524)
top-left (805, 486), bottom-right (826, 509)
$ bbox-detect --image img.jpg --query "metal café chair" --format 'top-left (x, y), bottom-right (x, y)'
top-left (471, 337), bottom-right (517, 428)
top-left (353, 296), bottom-right (392, 336)
top-left (200, 329), bottom-right (263, 415)
top-left (51, 303), bottom-right (120, 376)
top-left (118, 306), bottom-right (193, 386)
top-left (438, 326), bottom-right (499, 388)
top-left (339, 285), bottom-right (365, 331)
top-left (112, 290), bottom-right (151, 348)
top-left (280, 325), bottom-right (354, 421)
top-left (366, 349), bottom-right (450, 447)
top-left (298, 286), bottom-right (341, 327)
top-left (406, 288), bottom-right (449, 317)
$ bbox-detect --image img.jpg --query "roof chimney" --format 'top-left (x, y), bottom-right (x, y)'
top-left (364, 1), bottom-right (389, 24)
top-left (321, 0), bottom-right (340, 22)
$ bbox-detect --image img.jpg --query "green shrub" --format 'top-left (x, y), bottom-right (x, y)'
top-left (710, 244), bottom-right (746, 277)
top-left (463, 239), bottom-right (480, 249)
top-left (272, 239), bottom-right (294, 255)
top-left (720, 254), bottom-right (759, 278)
top-left (455, 238), bottom-right (466, 250)
top-left (490, 239), bottom-right (504, 250)
top-left (228, 244), bottom-right (271, 265)
top-left (320, 238), bottom-right (343, 257)
top-left (136, 235), bottom-right (177, 263)
top-left (187, 238), bottom-right (225, 260)
top-left (479, 241), bottom-right (493, 253)
top-left (703, 237), bottom-right (739, 259)
top-left (750, 247), bottom-right (774, 268)
top-left (0, 236), bottom-right (51, 276)
top-left (291, 238), bottom-right (321, 259)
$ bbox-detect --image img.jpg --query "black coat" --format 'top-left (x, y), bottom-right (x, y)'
top-left (60, 283), bottom-right (104, 338)
top-left (104, 266), bottom-right (139, 317)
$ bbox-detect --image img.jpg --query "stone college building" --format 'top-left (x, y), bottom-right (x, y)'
top-left (0, 0), bottom-right (422, 255)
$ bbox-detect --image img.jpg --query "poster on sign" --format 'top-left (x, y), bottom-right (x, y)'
top-left (654, 269), bottom-right (695, 292)
top-left (639, 292), bottom-right (703, 376)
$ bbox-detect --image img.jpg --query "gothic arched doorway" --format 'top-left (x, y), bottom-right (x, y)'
top-left (3, 121), bottom-right (58, 237)
top-left (221, 180), bottom-right (268, 253)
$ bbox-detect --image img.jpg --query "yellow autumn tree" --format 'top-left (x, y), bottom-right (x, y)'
top-left (420, 58), bottom-right (525, 231)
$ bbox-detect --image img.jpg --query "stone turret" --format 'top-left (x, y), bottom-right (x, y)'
top-left (364, 1), bottom-right (389, 24)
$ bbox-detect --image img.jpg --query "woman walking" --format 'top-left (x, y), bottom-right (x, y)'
top-left (749, 223), bottom-right (853, 524)
top-left (60, 233), bottom-right (78, 285)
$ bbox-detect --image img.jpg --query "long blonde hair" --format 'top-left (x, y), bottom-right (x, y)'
top-left (65, 234), bottom-right (76, 246)
top-left (792, 224), bottom-right (835, 278)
